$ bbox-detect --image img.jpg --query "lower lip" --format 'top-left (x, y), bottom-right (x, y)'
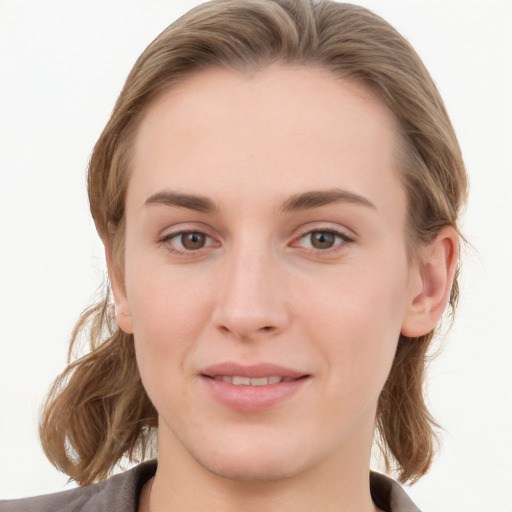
top-left (201, 376), bottom-right (309, 412)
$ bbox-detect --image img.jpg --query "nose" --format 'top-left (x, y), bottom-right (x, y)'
top-left (211, 245), bottom-right (289, 341)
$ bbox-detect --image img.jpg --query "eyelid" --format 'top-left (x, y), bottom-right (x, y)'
top-left (290, 224), bottom-right (355, 252)
top-left (156, 222), bottom-right (354, 257)
top-left (158, 225), bottom-right (221, 256)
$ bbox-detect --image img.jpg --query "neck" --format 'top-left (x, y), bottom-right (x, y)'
top-left (147, 428), bottom-right (381, 512)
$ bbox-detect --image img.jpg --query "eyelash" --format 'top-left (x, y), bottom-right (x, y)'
top-left (293, 228), bottom-right (354, 254)
top-left (159, 227), bottom-right (354, 257)
top-left (159, 230), bottom-right (218, 257)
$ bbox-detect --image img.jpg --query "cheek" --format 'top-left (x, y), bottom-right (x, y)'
top-left (127, 258), bottom-right (212, 338)
top-left (124, 263), bottom-right (214, 394)
top-left (297, 255), bottom-right (410, 394)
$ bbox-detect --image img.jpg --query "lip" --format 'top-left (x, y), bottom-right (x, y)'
top-left (200, 362), bottom-right (310, 412)
top-left (201, 362), bottom-right (307, 379)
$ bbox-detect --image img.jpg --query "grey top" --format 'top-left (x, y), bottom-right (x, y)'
top-left (0, 460), bottom-right (421, 512)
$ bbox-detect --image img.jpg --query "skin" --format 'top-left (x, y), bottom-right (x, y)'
top-left (109, 65), bottom-right (457, 512)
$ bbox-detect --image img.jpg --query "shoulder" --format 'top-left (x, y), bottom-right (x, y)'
top-left (0, 460), bottom-right (157, 512)
top-left (370, 471), bottom-right (422, 512)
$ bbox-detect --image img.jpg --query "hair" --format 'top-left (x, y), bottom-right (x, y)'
top-left (39, 0), bottom-right (467, 486)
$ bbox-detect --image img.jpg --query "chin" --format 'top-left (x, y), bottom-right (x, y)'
top-left (195, 450), bottom-right (304, 483)
top-left (183, 426), bottom-right (323, 484)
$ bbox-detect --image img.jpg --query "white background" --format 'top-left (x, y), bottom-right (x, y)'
top-left (0, 0), bottom-right (511, 509)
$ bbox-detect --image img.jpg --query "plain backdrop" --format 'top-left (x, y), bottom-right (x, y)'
top-left (1, 0), bottom-right (511, 509)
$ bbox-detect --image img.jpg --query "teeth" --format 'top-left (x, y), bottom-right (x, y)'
top-left (250, 377), bottom-right (269, 386)
top-left (213, 375), bottom-right (288, 386)
top-left (232, 376), bottom-right (251, 386)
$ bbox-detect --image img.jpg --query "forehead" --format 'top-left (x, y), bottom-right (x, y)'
top-left (128, 65), bottom-right (403, 212)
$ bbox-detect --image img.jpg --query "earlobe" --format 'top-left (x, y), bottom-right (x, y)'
top-left (401, 226), bottom-right (458, 338)
top-left (104, 242), bottom-right (134, 335)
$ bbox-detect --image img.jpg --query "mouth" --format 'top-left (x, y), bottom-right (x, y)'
top-left (200, 362), bottom-right (310, 411)
top-left (207, 375), bottom-right (300, 386)
top-left (200, 362), bottom-right (308, 383)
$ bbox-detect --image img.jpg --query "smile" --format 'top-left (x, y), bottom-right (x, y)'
top-left (200, 363), bottom-right (310, 412)
top-left (211, 376), bottom-right (297, 385)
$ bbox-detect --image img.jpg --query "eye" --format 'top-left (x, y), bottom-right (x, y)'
top-left (295, 229), bottom-right (352, 251)
top-left (308, 231), bottom-right (337, 249)
top-left (179, 232), bottom-right (207, 250)
top-left (162, 231), bottom-right (216, 253)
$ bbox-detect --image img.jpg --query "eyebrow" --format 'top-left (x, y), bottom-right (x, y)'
top-left (144, 191), bottom-right (217, 213)
top-left (143, 188), bottom-right (376, 214)
top-left (280, 188), bottom-right (376, 212)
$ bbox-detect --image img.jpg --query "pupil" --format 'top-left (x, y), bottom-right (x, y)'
top-left (311, 231), bottom-right (334, 249)
top-left (182, 232), bottom-right (205, 250)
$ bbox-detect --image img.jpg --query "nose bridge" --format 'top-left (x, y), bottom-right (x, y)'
top-left (212, 235), bottom-right (287, 338)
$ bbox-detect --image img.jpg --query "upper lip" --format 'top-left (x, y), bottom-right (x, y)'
top-left (201, 362), bottom-right (308, 379)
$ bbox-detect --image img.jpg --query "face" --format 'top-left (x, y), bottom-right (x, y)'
top-left (113, 65), bottom-right (425, 482)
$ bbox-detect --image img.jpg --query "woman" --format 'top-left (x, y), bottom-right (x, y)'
top-left (0, 0), bottom-right (467, 510)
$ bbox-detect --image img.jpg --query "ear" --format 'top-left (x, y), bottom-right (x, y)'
top-left (104, 241), bottom-right (134, 335)
top-left (401, 226), bottom-right (458, 338)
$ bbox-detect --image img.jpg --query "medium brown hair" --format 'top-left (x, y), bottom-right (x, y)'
top-left (40, 0), bottom-right (467, 486)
